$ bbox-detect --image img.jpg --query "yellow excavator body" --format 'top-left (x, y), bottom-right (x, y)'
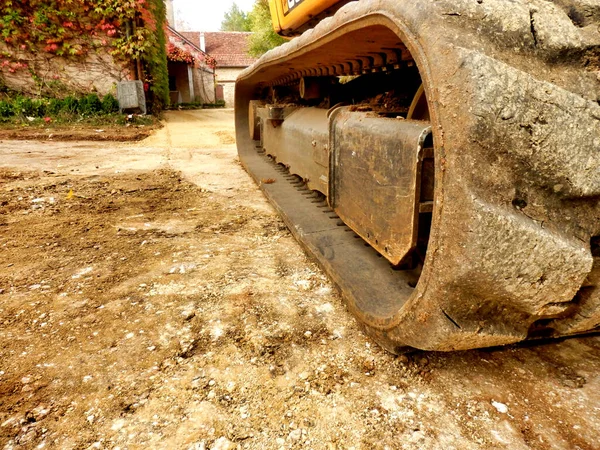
top-left (268, 0), bottom-right (348, 36)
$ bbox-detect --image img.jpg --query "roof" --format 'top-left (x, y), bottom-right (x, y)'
top-left (180, 31), bottom-right (257, 68)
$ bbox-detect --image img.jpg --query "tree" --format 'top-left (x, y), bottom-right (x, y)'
top-left (221, 3), bottom-right (251, 31)
top-left (247, 0), bottom-right (285, 57)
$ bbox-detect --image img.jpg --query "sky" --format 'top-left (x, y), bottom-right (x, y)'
top-left (173, 0), bottom-right (257, 32)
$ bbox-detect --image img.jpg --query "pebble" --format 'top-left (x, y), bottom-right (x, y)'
top-left (288, 428), bottom-right (303, 441)
top-left (188, 443), bottom-right (206, 450)
top-left (409, 430), bottom-right (426, 442)
top-left (362, 358), bottom-right (376, 372)
top-left (397, 354), bottom-right (409, 364)
top-left (491, 401), bottom-right (508, 414)
top-left (211, 437), bottom-right (235, 450)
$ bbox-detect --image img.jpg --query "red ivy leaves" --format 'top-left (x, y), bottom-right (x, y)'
top-left (0, 0), bottom-right (158, 60)
top-left (167, 41), bottom-right (217, 70)
top-left (167, 43), bottom-right (195, 65)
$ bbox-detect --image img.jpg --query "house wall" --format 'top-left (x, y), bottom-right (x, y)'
top-left (215, 67), bottom-right (244, 107)
top-left (193, 67), bottom-right (216, 103)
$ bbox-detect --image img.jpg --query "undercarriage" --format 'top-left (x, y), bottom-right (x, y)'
top-left (235, 0), bottom-right (600, 352)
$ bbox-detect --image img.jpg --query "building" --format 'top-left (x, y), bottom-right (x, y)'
top-left (166, 26), bottom-right (216, 105)
top-left (181, 32), bottom-right (257, 107)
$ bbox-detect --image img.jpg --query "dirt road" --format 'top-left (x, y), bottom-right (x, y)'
top-left (1, 109), bottom-right (599, 450)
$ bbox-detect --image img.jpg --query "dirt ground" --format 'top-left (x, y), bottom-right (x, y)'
top-left (1, 109), bottom-right (599, 450)
top-left (0, 121), bottom-right (158, 142)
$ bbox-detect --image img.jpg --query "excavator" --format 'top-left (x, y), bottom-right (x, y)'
top-left (234, 0), bottom-right (600, 352)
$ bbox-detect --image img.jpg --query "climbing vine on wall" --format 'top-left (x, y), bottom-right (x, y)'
top-left (166, 41), bottom-right (217, 70)
top-left (0, 0), bottom-right (169, 111)
top-left (167, 43), bottom-right (195, 65)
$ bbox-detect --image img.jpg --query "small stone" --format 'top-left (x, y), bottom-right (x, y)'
top-left (362, 358), bottom-right (376, 372)
top-left (397, 354), bottom-right (409, 364)
top-left (409, 430), bottom-right (425, 442)
top-left (288, 429), bottom-right (303, 441)
top-left (182, 310), bottom-right (196, 321)
top-left (491, 400), bottom-right (508, 414)
top-left (187, 442), bottom-right (206, 450)
top-left (111, 419), bottom-right (125, 431)
top-left (211, 436), bottom-right (235, 450)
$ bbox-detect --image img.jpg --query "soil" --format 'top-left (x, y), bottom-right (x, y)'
top-left (1, 109), bottom-right (599, 450)
top-left (0, 123), bottom-right (158, 142)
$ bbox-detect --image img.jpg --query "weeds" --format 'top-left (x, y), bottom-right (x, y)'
top-left (0, 93), bottom-right (121, 122)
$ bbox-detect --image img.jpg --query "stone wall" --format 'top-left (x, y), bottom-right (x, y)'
top-left (194, 68), bottom-right (216, 104)
top-left (0, 44), bottom-right (130, 98)
top-left (215, 67), bottom-right (244, 107)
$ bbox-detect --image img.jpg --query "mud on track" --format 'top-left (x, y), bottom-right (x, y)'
top-left (0, 110), bottom-right (599, 450)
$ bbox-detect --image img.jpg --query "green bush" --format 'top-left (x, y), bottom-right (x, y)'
top-left (13, 96), bottom-right (34, 116)
top-left (46, 98), bottom-right (63, 116)
top-left (31, 98), bottom-right (46, 117)
top-left (0, 100), bottom-right (13, 118)
top-left (61, 96), bottom-right (79, 114)
top-left (78, 93), bottom-right (102, 116)
top-left (101, 93), bottom-right (119, 114)
top-left (0, 93), bottom-right (149, 124)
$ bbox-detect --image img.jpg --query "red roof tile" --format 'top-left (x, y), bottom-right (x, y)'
top-left (180, 31), bottom-right (257, 68)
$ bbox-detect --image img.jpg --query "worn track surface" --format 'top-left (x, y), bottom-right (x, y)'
top-left (236, 0), bottom-right (600, 351)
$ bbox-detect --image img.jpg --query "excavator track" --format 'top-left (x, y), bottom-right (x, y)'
top-left (235, 0), bottom-right (600, 352)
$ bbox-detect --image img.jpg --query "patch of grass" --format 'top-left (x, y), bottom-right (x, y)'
top-left (0, 93), bottom-right (158, 129)
top-left (168, 100), bottom-right (226, 110)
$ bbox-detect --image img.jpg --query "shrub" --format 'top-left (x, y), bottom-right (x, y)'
top-left (78, 93), bottom-right (102, 116)
top-left (61, 96), bottom-right (79, 114)
top-left (0, 101), bottom-right (13, 118)
top-left (47, 98), bottom-right (64, 116)
top-left (101, 93), bottom-right (119, 114)
top-left (13, 96), bottom-right (34, 116)
top-left (30, 98), bottom-right (46, 117)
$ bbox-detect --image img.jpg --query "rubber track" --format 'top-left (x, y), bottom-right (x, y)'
top-left (239, 144), bottom-right (416, 324)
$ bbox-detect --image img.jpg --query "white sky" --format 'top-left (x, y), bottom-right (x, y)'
top-left (173, 0), bottom-right (257, 31)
